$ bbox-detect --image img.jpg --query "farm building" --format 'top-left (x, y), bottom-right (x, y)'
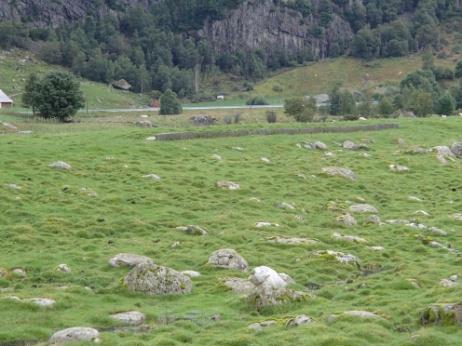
top-left (0, 90), bottom-right (13, 108)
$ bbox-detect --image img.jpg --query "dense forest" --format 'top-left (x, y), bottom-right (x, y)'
top-left (0, 0), bottom-right (461, 99)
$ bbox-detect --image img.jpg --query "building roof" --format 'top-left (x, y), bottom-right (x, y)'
top-left (0, 89), bottom-right (13, 103)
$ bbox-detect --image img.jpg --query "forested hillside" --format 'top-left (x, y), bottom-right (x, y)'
top-left (0, 0), bottom-right (461, 98)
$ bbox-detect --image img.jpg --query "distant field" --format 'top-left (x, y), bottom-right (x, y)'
top-left (1, 115), bottom-right (462, 345)
top-left (0, 50), bottom-right (149, 109)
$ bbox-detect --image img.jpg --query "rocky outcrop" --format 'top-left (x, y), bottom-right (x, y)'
top-left (199, 0), bottom-right (354, 59)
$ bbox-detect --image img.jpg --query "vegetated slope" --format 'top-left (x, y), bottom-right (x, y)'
top-left (0, 50), bottom-right (149, 109)
top-left (252, 54), bottom-right (458, 99)
top-left (1, 118), bottom-right (462, 344)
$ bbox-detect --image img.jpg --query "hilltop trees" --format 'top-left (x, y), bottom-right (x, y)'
top-left (23, 72), bottom-right (84, 121)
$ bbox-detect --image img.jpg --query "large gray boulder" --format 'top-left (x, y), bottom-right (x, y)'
top-left (434, 146), bottom-right (456, 164)
top-left (49, 327), bottom-right (100, 344)
top-left (208, 249), bottom-right (248, 271)
top-left (109, 253), bottom-right (153, 268)
top-left (124, 263), bottom-right (191, 295)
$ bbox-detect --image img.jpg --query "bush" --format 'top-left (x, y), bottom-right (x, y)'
top-left (284, 97), bottom-right (316, 122)
top-left (435, 92), bottom-right (456, 115)
top-left (223, 115), bottom-right (233, 124)
top-left (246, 96), bottom-right (269, 105)
top-left (266, 111), bottom-right (277, 123)
top-left (272, 84), bottom-right (283, 93)
top-left (378, 97), bottom-right (395, 116)
top-left (160, 89), bottom-right (182, 115)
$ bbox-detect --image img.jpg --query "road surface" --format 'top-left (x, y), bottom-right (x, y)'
top-left (79, 104), bottom-right (284, 113)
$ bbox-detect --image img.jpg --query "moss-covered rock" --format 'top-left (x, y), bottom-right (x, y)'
top-left (420, 303), bottom-right (462, 326)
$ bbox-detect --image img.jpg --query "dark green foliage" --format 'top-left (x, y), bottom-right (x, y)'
top-left (455, 61), bottom-right (462, 78)
top-left (246, 96), bottom-right (269, 106)
top-left (159, 89), bottom-right (182, 115)
top-left (435, 92), bottom-right (456, 115)
top-left (23, 72), bottom-right (84, 121)
top-left (284, 97), bottom-right (316, 122)
top-left (265, 111), bottom-right (277, 123)
top-left (378, 97), bottom-right (395, 116)
top-left (329, 86), bottom-right (356, 116)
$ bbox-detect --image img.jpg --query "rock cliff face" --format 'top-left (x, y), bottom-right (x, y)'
top-left (0, 0), bottom-right (152, 27)
top-left (200, 0), bottom-right (354, 59)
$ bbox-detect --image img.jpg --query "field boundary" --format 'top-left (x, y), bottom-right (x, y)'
top-left (151, 123), bottom-right (399, 141)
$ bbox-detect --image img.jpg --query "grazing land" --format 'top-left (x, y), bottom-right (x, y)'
top-left (1, 116), bottom-right (462, 345)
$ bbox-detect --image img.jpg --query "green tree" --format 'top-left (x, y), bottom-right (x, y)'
top-left (378, 97), bottom-right (394, 116)
top-left (455, 60), bottom-right (462, 79)
top-left (284, 97), bottom-right (316, 122)
top-left (22, 74), bottom-right (40, 114)
top-left (30, 72), bottom-right (85, 121)
top-left (160, 89), bottom-right (182, 115)
top-left (435, 92), bottom-right (456, 115)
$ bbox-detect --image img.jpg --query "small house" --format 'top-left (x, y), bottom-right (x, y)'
top-left (0, 90), bottom-right (13, 108)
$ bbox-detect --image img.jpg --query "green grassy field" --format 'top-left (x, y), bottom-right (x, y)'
top-left (0, 50), bottom-right (149, 109)
top-left (1, 115), bottom-right (462, 345)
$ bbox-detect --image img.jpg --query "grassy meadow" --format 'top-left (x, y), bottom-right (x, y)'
top-left (1, 114), bottom-right (462, 345)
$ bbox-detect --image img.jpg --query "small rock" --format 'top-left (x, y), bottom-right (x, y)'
top-left (56, 264), bottom-right (71, 273)
top-left (146, 136), bottom-right (157, 141)
top-left (143, 174), bottom-right (161, 181)
top-left (181, 270), bottom-right (201, 278)
top-left (111, 311), bottom-right (145, 325)
top-left (249, 266), bottom-right (287, 290)
top-left (332, 232), bottom-right (367, 244)
top-left (28, 298), bottom-right (56, 307)
top-left (212, 154), bottom-right (222, 161)
top-left (248, 320), bottom-right (276, 331)
top-left (286, 314), bottom-right (313, 327)
top-left (223, 278), bottom-right (255, 295)
top-left (337, 213), bottom-right (357, 227)
top-left (440, 278), bottom-right (458, 288)
top-left (408, 196), bottom-right (423, 202)
top-left (314, 250), bottom-right (359, 264)
top-left (176, 225), bottom-right (207, 236)
top-left (349, 203), bottom-right (378, 214)
top-left (124, 263), bottom-right (192, 295)
top-left (260, 157), bottom-right (271, 164)
top-left (135, 120), bottom-right (153, 128)
top-left (249, 197), bottom-right (261, 203)
top-left (304, 141), bottom-right (328, 150)
top-left (4, 183), bottom-right (21, 191)
top-left (434, 146), bottom-right (456, 164)
top-left (255, 222), bottom-right (280, 228)
top-left (450, 142), bottom-right (462, 158)
top-left (414, 210), bottom-right (430, 217)
top-left (49, 161), bottom-right (71, 170)
top-left (450, 213), bottom-right (462, 221)
top-left (109, 253), bottom-right (153, 268)
top-left (11, 268), bottom-right (26, 278)
top-left (208, 249), bottom-right (248, 271)
top-left (368, 246), bottom-right (385, 251)
top-left (389, 164), bottom-right (410, 173)
top-left (421, 303), bottom-right (462, 325)
top-left (343, 311), bottom-right (381, 319)
top-left (322, 167), bottom-right (356, 181)
top-left (216, 181), bottom-right (240, 190)
top-left (267, 236), bottom-right (319, 246)
top-left (276, 202), bottom-right (296, 210)
top-left (232, 147), bottom-right (244, 151)
top-left (49, 327), bottom-right (100, 344)
top-left (366, 215), bottom-right (382, 225)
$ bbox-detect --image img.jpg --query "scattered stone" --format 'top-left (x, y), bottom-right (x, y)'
top-left (368, 246), bottom-right (385, 251)
top-left (208, 249), bottom-right (248, 271)
top-left (11, 268), bottom-right (26, 278)
top-left (110, 311), bottom-right (145, 325)
top-left (343, 140), bottom-right (368, 150)
top-left (343, 311), bottom-right (382, 319)
top-left (124, 263), bottom-right (191, 295)
top-left (255, 222), bottom-right (280, 228)
top-left (440, 275), bottom-right (458, 288)
top-left (260, 157), bottom-right (271, 164)
top-left (212, 154), bottom-right (222, 161)
top-left (190, 115), bottom-right (216, 125)
top-left (181, 270), bottom-right (201, 278)
top-left (80, 187), bottom-right (97, 197)
top-left (4, 183), bottom-right (21, 191)
top-left (304, 141), bottom-right (328, 150)
top-left (135, 120), bottom-right (153, 128)
top-left (267, 236), bottom-right (319, 246)
top-left (396, 138), bottom-right (406, 146)
top-left (434, 146), bottom-right (456, 164)
top-left (232, 147), bottom-right (244, 151)
top-left (276, 202), bottom-right (296, 210)
top-left (286, 315), bottom-right (313, 327)
top-left (408, 196), bottom-right (422, 202)
top-left (389, 164), bottom-right (410, 173)
top-left (314, 250), bottom-right (359, 264)
top-left (49, 327), bottom-right (100, 344)
top-left (414, 210), bottom-right (430, 217)
top-left (366, 215), bottom-right (383, 225)
top-left (248, 320), bottom-right (276, 331)
top-left (279, 273), bottom-right (295, 285)
top-left (143, 174), bottom-right (161, 181)
top-left (420, 303), bottom-right (462, 325)
top-left (109, 253), bottom-right (153, 268)
top-left (349, 204), bottom-right (378, 214)
top-left (216, 181), bottom-right (240, 190)
top-left (140, 114), bottom-right (149, 118)
top-left (49, 161), bottom-right (71, 170)
top-left (332, 232), bottom-right (367, 244)
top-left (450, 213), bottom-right (462, 222)
top-left (336, 213), bottom-right (357, 227)
top-left (176, 225), bottom-right (208, 236)
top-left (146, 136), bottom-right (157, 141)
top-left (56, 264), bottom-right (71, 273)
top-left (28, 298), bottom-right (56, 307)
top-left (450, 142), bottom-right (462, 158)
top-left (249, 197), bottom-right (261, 203)
top-left (249, 266), bottom-right (287, 290)
top-left (223, 278), bottom-right (256, 295)
top-left (406, 147), bottom-right (431, 155)
top-left (324, 151), bottom-right (335, 158)
top-left (322, 167), bottom-right (356, 181)
top-left (1, 122), bottom-right (18, 131)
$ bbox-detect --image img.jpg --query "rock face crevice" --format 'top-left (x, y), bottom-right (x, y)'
top-left (199, 0), bottom-right (354, 59)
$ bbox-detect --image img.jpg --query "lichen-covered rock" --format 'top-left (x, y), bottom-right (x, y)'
top-left (56, 263), bottom-right (71, 273)
top-left (276, 202), bottom-right (296, 210)
top-left (124, 263), bottom-right (191, 296)
top-left (216, 181), bottom-right (240, 190)
top-left (109, 253), bottom-right (153, 268)
top-left (332, 232), bottom-right (367, 244)
top-left (322, 167), bottom-right (356, 181)
top-left (110, 311), bottom-right (145, 325)
top-left (434, 146), bottom-right (456, 164)
top-left (314, 250), bottom-right (359, 264)
top-left (343, 140), bottom-right (368, 151)
top-left (49, 327), bottom-right (100, 344)
top-left (135, 120), bottom-right (153, 128)
top-left (248, 320), bottom-right (276, 331)
top-left (286, 314), bottom-right (313, 327)
top-left (266, 236), bottom-right (319, 246)
top-left (304, 141), bottom-right (328, 150)
top-left (208, 249), bottom-right (248, 271)
top-left (336, 213), bottom-right (357, 227)
top-left (223, 278), bottom-right (256, 295)
top-left (49, 161), bottom-right (71, 170)
top-left (249, 266), bottom-right (287, 290)
top-left (450, 142), bottom-right (462, 158)
top-left (389, 164), bottom-right (410, 173)
top-left (420, 302), bottom-right (462, 325)
top-left (143, 174), bottom-right (161, 181)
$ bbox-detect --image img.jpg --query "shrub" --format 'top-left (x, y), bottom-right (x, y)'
top-left (160, 89), bottom-right (182, 115)
top-left (272, 84), bottom-right (283, 92)
top-left (266, 111), bottom-right (277, 123)
top-left (284, 97), bottom-right (316, 122)
top-left (246, 96), bottom-right (269, 105)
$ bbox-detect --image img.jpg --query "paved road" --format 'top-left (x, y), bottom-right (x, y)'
top-left (79, 104), bottom-right (284, 113)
